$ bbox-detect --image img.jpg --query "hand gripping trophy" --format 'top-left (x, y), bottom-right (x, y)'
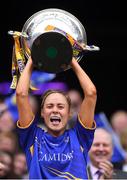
top-left (8, 8), bottom-right (100, 88)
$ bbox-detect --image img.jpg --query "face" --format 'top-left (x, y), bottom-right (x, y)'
top-left (41, 93), bottom-right (70, 136)
top-left (0, 103), bottom-right (15, 132)
top-left (111, 112), bottom-right (127, 135)
top-left (89, 128), bottom-right (113, 167)
top-left (68, 90), bottom-right (82, 115)
top-left (0, 137), bottom-right (15, 154)
top-left (13, 153), bottom-right (27, 176)
top-left (0, 153), bottom-right (12, 177)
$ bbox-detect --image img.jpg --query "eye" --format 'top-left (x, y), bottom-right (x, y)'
top-left (58, 105), bottom-right (64, 109)
top-left (103, 143), bottom-right (109, 147)
top-left (93, 143), bottom-right (100, 147)
top-left (46, 104), bottom-right (53, 109)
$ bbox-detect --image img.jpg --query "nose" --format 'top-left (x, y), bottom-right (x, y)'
top-left (52, 106), bottom-right (59, 113)
top-left (98, 144), bottom-right (104, 151)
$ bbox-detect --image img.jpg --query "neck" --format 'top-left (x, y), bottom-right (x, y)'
top-left (48, 129), bottom-right (65, 137)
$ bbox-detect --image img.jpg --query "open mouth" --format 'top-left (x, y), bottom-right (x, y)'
top-left (50, 116), bottom-right (61, 125)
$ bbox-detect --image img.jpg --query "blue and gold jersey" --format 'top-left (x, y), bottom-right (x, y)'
top-left (17, 117), bottom-right (96, 179)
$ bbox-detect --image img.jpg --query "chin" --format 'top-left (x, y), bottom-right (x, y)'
top-left (96, 157), bottom-right (106, 162)
top-left (49, 126), bottom-right (65, 135)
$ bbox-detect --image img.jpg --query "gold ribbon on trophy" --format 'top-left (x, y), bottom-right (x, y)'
top-left (10, 32), bottom-right (37, 90)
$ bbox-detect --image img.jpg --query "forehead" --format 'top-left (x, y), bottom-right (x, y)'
top-left (93, 129), bottom-right (112, 144)
top-left (113, 113), bottom-right (127, 123)
top-left (44, 93), bottom-right (67, 104)
top-left (68, 91), bottom-right (81, 100)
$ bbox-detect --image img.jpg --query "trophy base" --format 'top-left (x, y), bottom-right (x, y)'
top-left (31, 32), bottom-right (73, 73)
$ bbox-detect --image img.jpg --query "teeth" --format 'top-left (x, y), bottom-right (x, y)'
top-left (50, 116), bottom-right (61, 122)
top-left (51, 116), bottom-right (60, 119)
top-left (52, 116), bottom-right (60, 119)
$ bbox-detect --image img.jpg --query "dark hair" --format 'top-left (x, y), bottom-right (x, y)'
top-left (41, 89), bottom-right (71, 110)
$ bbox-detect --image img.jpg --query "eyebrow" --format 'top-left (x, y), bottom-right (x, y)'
top-left (46, 103), bottom-right (65, 105)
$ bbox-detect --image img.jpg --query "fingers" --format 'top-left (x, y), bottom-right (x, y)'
top-left (0, 162), bottom-right (5, 171)
top-left (99, 160), bottom-right (114, 179)
top-left (27, 56), bottom-right (33, 66)
top-left (28, 56), bottom-right (32, 61)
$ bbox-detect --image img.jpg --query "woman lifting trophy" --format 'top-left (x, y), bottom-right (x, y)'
top-left (9, 8), bottom-right (99, 179)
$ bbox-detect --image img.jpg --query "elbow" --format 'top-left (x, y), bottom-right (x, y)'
top-left (16, 87), bottom-right (28, 98)
top-left (91, 87), bottom-right (97, 97)
top-left (86, 86), bottom-right (97, 98)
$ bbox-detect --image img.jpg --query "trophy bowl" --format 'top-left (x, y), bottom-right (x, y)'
top-left (21, 8), bottom-right (87, 73)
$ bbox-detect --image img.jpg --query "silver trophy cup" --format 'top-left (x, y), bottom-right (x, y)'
top-left (9, 8), bottom-right (99, 73)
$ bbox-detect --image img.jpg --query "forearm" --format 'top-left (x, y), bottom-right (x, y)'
top-left (71, 58), bottom-right (97, 127)
top-left (16, 57), bottom-right (34, 127)
top-left (71, 58), bottom-right (96, 95)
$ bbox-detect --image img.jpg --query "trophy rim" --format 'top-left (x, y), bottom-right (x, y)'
top-left (21, 8), bottom-right (87, 45)
top-left (22, 8), bottom-right (86, 40)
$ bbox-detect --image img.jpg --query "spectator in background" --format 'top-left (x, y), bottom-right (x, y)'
top-left (0, 151), bottom-right (13, 179)
top-left (0, 101), bottom-right (15, 132)
top-left (29, 95), bottom-right (39, 115)
top-left (0, 131), bottom-right (18, 155)
top-left (13, 151), bottom-right (28, 179)
top-left (88, 127), bottom-right (127, 179)
top-left (110, 110), bottom-right (127, 169)
top-left (120, 128), bottom-right (127, 152)
top-left (0, 161), bottom-right (6, 176)
top-left (119, 128), bottom-right (127, 172)
top-left (67, 89), bottom-right (83, 128)
top-left (95, 112), bottom-right (127, 170)
top-left (0, 161), bottom-right (5, 170)
top-left (110, 110), bottom-right (127, 136)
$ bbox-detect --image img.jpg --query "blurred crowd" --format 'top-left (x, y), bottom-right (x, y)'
top-left (0, 96), bottom-right (29, 179)
top-left (0, 87), bottom-right (127, 179)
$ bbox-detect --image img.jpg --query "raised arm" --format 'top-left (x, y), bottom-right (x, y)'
top-left (71, 58), bottom-right (97, 128)
top-left (16, 57), bottom-right (34, 127)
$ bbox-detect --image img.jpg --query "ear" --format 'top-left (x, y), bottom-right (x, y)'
top-left (111, 146), bottom-right (113, 157)
top-left (41, 109), bottom-right (44, 118)
top-left (68, 111), bottom-right (73, 120)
